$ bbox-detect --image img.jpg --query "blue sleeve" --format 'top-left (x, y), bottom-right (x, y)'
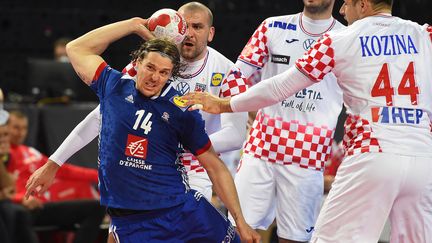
top-left (180, 110), bottom-right (211, 156)
top-left (89, 62), bottom-right (123, 100)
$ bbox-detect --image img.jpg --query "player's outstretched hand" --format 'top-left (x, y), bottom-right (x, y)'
top-left (25, 159), bottom-right (60, 199)
top-left (236, 221), bottom-right (261, 243)
top-left (183, 91), bottom-right (232, 114)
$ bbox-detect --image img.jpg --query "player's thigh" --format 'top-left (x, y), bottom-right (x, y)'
top-left (188, 172), bottom-right (212, 201)
top-left (229, 153), bottom-right (276, 229)
top-left (312, 153), bottom-right (402, 243)
top-left (274, 164), bottom-right (323, 242)
top-left (111, 191), bottom-right (239, 243)
top-left (389, 155), bottom-right (432, 243)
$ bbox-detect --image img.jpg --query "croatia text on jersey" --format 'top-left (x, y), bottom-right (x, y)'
top-left (359, 35), bottom-right (418, 57)
top-left (371, 106), bottom-right (424, 124)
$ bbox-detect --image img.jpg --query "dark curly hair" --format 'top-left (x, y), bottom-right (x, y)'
top-left (130, 38), bottom-right (185, 80)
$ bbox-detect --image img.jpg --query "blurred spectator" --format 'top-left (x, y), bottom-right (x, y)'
top-left (6, 110), bottom-right (105, 243)
top-left (53, 38), bottom-right (72, 63)
top-left (0, 89), bottom-right (37, 243)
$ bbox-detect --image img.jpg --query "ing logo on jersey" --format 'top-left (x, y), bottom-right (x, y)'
top-left (194, 83), bottom-right (206, 92)
top-left (170, 95), bottom-right (189, 111)
top-left (211, 73), bottom-right (224, 86)
top-left (371, 106), bottom-right (424, 124)
top-left (125, 134), bottom-right (148, 159)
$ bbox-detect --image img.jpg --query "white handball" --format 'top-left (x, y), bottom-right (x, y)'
top-left (148, 8), bottom-right (187, 45)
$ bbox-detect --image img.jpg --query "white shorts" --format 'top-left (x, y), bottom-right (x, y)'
top-left (229, 153), bottom-right (323, 241)
top-left (188, 171), bottom-right (212, 201)
top-left (312, 152), bottom-right (432, 243)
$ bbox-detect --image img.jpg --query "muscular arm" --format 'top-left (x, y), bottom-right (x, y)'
top-left (49, 106), bottom-right (100, 166)
top-left (209, 112), bottom-right (247, 153)
top-left (230, 67), bottom-right (316, 112)
top-left (66, 17), bottom-right (151, 84)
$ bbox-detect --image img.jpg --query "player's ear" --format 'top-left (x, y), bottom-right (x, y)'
top-left (207, 26), bottom-right (215, 43)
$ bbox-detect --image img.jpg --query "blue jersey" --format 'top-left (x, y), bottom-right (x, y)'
top-left (90, 63), bottom-right (211, 210)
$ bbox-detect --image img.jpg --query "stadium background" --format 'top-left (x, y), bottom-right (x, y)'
top-left (1, 0), bottom-right (431, 168)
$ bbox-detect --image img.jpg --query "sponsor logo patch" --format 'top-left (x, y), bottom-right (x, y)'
top-left (125, 134), bottom-right (148, 159)
top-left (271, 54), bottom-right (290, 65)
top-left (194, 83), bottom-right (207, 92)
top-left (303, 39), bottom-right (316, 50)
top-left (371, 107), bottom-right (424, 124)
top-left (210, 72), bottom-right (224, 86)
top-left (170, 95), bottom-right (189, 111)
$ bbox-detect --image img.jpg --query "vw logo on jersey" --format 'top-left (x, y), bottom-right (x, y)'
top-left (303, 39), bottom-right (316, 51)
top-left (176, 82), bottom-right (190, 95)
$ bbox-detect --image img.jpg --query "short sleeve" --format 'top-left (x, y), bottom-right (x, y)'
top-left (219, 66), bottom-right (248, 98)
top-left (179, 110), bottom-right (211, 156)
top-left (238, 20), bottom-right (270, 68)
top-left (295, 33), bottom-right (335, 82)
top-left (90, 62), bottom-right (123, 99)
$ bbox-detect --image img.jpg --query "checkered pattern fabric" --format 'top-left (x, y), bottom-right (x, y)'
top-left (238, 20), bottom-right (269, 68)
top-left (180, 152), bottom-right (205, 174)
top-left (296, 34), bottom-right (335, 82)
top-left (122, 62), bottom-right (137, 76)
top-left (243, 112), bottom-right (334, 171)
top-left (219, 67), bottom-right (248, 98)
top-left (342, 115), bottom-right (382, 156)
top-left (427, 25), bottom-right (432, 42)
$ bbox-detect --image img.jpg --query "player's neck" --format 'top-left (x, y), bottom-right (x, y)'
top-left (302, 9), bottom-right (333, 20)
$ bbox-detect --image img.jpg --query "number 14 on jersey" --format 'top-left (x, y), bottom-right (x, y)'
top-left (133, 110), bottom-right (153, 135)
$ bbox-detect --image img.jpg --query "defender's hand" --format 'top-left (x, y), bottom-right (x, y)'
top-left (183, 92), bottom-right (232, 114)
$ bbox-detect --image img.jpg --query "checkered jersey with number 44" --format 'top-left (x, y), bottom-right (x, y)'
top-left (296, 15), bottom-right (432, 157)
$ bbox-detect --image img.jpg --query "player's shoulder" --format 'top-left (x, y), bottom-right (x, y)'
top-left (332, 19), bottom-right (346, 30)
top-left (265, 12), bottom-right (300, 24)
top-left (160, 83), bottom-right (190, 113)
top-left (207, 47), bottom-right (234, 66)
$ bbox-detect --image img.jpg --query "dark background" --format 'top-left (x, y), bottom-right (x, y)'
top-left (1, 0), bottom-right (431, 167)
top-left (1, 0), bottom-right (431, 96)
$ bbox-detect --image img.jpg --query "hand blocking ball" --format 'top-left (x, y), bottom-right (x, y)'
top-left (148, 8), bottom-right (187, 45)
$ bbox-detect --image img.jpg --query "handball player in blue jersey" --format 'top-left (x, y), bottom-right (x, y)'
top-left (24, 17), bottom-right (260, 243)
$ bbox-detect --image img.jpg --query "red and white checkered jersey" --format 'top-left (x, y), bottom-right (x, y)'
top-left (123, 47), bottom-right (248, 174)
top-left (296, 14), bottom-right (432, 157)
top-left (238, 13), bottom-right (345, 170)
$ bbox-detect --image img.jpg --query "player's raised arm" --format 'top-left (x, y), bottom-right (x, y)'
top-left (66, 17), bottom-right (153, 85)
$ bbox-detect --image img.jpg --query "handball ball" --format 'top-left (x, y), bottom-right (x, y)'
top-left (148, 8), bottom-right (187, 45)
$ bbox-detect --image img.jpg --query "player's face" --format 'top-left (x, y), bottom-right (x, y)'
top-left (340, 0), bottom-right (362, 25)
top-left (303, 0), bottom-right (334, 14)
top-left (8, 115), bottom-right (28, 145)
top-left (178, 9), bottom-right (215, 62)
top-left (135, 52), bottom-right (174, 97)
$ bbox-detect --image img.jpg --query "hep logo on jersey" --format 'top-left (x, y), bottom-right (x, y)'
top-left (371, 107), bottom-right (424, 124)
top-left (125, 134), bottom-right (148, 159)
